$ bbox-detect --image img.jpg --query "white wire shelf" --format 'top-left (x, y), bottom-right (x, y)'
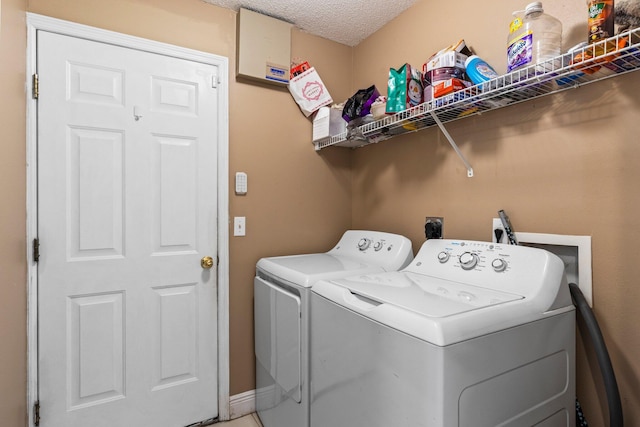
top-left (314, 28), bottom-right (640, 157)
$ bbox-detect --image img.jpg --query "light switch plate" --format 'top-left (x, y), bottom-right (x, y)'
top-left (234, 216), bottom-right (246, 236)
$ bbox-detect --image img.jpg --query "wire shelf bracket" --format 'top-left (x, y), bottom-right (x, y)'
top-left (430, 111), bottom-right (474, 177)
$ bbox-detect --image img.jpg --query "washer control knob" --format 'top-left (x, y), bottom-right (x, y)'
top-left (373, 241), bottom-right (384, 251)
top-left (459, 252), bottom-right (479, 270)
top-left (491, 258), bottom-right (507, 272)
top-left (358, 238), bottom-right (371, 251)
top-left (437, 251), bottom-right (450, 263)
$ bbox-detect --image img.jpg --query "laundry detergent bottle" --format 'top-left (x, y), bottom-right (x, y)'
top-left (465, 55), bottom-right (500, 84)
top-left (507, 2), bottom-right (562, 73)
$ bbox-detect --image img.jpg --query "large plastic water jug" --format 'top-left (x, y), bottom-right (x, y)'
top-left (507, 2), bottom-right (562, 73)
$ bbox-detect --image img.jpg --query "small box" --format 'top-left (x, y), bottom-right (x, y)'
top-left (312, 107), bottom-right (330, 142)
top-left (313, 107), bottom-right (346, 142)
top-left (426, 51), bottom-right (468, 72)
top-left (428, 66), bottom-right (466, 83)
top-left (432, 78), bottom-right (472, 98)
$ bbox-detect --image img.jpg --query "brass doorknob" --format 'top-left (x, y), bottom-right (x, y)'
top-left (201, 256), bottom-right (214, 269)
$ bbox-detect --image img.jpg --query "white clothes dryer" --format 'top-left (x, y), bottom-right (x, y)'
top-left (254, 230), bottom-right (413, 427)
top-left (310, 239), bottom-right (576, 427)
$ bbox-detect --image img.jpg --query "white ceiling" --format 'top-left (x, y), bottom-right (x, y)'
top-left (202, 0), bottom-right (418, 46)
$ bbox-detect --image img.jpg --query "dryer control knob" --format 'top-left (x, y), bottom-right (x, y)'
top-left (373, 241), bottom-right (384, 251)
top-left (437, 251), bottom-right (450, 263)
top-left (491, 258), bottom-right (508, 272)
top-left (358, 238), bottom-right (371, 251)
top-left (459, 252), bottom-right (478, 270)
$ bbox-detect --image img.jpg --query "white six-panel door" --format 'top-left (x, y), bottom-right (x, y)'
top-left (37, 30), bottom-right (219, 426)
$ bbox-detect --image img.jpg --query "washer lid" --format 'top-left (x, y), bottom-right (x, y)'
top-left (257, 253), bottom-right (383, 288)
top-left (312, 271), bottom-right (574, 346)
top-left (330, 271), bottom-right (524, 318)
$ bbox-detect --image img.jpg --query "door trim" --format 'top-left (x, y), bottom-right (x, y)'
top-left (25, 13), bottom-right (231, 425)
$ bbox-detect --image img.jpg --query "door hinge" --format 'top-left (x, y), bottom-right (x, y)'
top-left (211, 71), bottom-right (220, 89)
top-left (32, 74), bottom-right (39, 99)
top-left (33, 400), bottom-right (40, 426)
top-left (33, 238), bottom-right (40, 263)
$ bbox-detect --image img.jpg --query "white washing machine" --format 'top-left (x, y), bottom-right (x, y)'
top-left (254, 230), bottom-right (414, 427)
top-left (310, 239), bottom-right (576, 427)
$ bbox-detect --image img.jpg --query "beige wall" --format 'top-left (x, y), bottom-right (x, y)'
top-left (352, 0), bottom-right (640, 425)
top-left (229, 30), bottom-right (353, 394)
top-left (0, 0), bottom-right (27, 425)
top-left (3, 0), bottom-right (639, 424)
top-left (0, 0), bottom-right (352, 422)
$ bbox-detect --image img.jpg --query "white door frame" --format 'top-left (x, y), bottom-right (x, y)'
top-left (25, 13), bottom-right (230, 426)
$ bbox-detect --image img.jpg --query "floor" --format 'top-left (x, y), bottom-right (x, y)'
top-left (216, 413), bottom-right (262, 427)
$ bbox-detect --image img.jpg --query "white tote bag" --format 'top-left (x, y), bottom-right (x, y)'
top-left (288, 67), bottom-right (333, 117)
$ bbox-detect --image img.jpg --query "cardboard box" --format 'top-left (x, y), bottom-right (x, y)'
top-left (426, 51), bottom-right (468, 72)
top-left (313, 107), bottom-right (347, 142)
top-left (428, 66), bottom-right (466, 83)
top-left (432, 78), bottom-right (472, 98)
top-left (312, 107), bottom-right (330, 142)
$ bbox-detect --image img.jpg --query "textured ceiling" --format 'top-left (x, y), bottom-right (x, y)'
top-left (202, 0), bottom-right (418, 46)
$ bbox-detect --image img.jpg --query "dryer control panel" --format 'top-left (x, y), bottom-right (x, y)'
top-left (328, 230), bottom-right (414, 272)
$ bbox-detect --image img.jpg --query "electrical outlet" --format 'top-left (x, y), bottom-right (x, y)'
top-left (492, 217), bottom-right (506, 243)
top-left (425, 217), bottom-right (444, 239)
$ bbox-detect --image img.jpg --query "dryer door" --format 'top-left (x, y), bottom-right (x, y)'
top-left (254, 277), bottom-right (302, 404)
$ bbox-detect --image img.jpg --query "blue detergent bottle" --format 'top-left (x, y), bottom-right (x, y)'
top-left (464, 55), bottom-right (500, 84)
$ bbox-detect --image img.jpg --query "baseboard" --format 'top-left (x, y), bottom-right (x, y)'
top-left (230, 389), bottom-right (256, 419)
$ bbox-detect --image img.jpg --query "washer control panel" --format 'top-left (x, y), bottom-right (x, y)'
top-left (434, 240), bottom-right (511, 273)
top-left (406, 239), bottom-right (565, 297)
top-left (436, 247), bottom-right (508, 273)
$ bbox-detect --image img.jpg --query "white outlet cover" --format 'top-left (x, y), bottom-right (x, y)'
top-left (515, 232), bottom-right (592, 307)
